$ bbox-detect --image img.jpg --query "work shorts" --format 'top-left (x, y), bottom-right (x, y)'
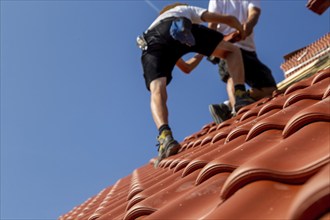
top-left (141, 17), bottom-right (224, 90)
top-left (219, 48), bottom-right (277, 89)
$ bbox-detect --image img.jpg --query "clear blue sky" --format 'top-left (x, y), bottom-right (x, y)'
top-left (1, 1), bottom-right (329, 219)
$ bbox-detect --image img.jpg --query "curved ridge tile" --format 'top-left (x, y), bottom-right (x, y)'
top-left (220, 129), bottom-right (283, 174)
top-left (146, 173), bottom-right (229, 220)
top-left (182, 160), bottom-right (207, 178)
top-left (196, 162), bottom-right (237, 186)
top-left (283, 97), bottom-right (330, 138)
top-left (183, 135), bottom-right (196, 142)
top-left (168, 159), bottom-right (180, 169)
top-left (239, 105), bottom-right (262, 121)
top-left (85, 179), bottom-right (130, 220)
top-left (284, 78), bottom-right (312, 95)
top-left (225, 126), bottom-right (251, 143)
top-left (166, 138), bottom-right (218, 172)
top-left (235, 97), bottom-right (269, 116)
top-left (126, 171), bottom-right (200, 220)
top-left (255, 97), bottom-right (273, 106)
top-left (82, 186), bottom-right (120, 219)
top-left (88, 186), bottom-right (121, 220)
top-left (126, 167), bottom-right (168, 209)
top-left (92, 201), bottom-right (128, 220)
top-left (284, 79), bottom-right (329, 108)
top-left (136, 171), bottom-right (182, 197)
top-left (181, 141), bottom-right (229, 179)
top-left (63, 196), bottom-right (95, 220)
top-left (95, 203), bottom-right (128, 220)
top-left (123, 205), bottom-right (156, 220)
top-left (157, 150), bottom-right (183, 168)
top-left (212, 126), bottom-right (234, 143)
top-left (173, 159), bottom-right (191, 173)
top-left (288, 164), bottom-right (330, 220)
top-left (258, 95), bottom-right (286, 116)
top-left (221, 122), bottom-right (330, 200)
top-left (208, 125), bottom-right (217, 133)
top-left (197, 129), bottom-right (283, 186)
top-left (168, 149), bottom-right (202, 172)
top-left (192, 139), bottom-right (202, 148)
top-left (162, 159), bottom-right (175, 168)
top-left (125, 194), bottom-right (145, 213)
top-left (211, 131), bottom-right (227, 144)
top-left (246, 123), bottom-right (283, 141)
top-left (202, 180), bottom-right (300, 220)
top-left (169, 141), bottom-right (216, 172)
top-left (246, 99), bottom-right (317, 141)
top-left (311, 68), bottom-right (330, 85)
top-left (323, 85), bottom-right (330, 99)
top-left (181, 147), bottom-right (221, 174)
top-left (178, 143), bottom-right (188, 152)
top-left (196, 135), bottom-right (247, 185)
top-left (127, 170), bottom-right (144, 200)
top-left (236, 104), bottom-right (253, 115)
top-left (226, 105), bottom-right (280, 142)
top-left (186, 141), bottom-right (195, 149)
top-left (201, 135), bottom-right (213, 146)
top-left (201, 123), bottom-right (213, 132)
top-left (216, 117), bottom-right (237, 130)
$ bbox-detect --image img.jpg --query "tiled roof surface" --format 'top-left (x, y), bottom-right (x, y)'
top-left (280, 33), bottom-right (330, 78)
top-left (59, 67), bottom-right (330, 220)
top-left (306, 0), bottom-right (330, 15)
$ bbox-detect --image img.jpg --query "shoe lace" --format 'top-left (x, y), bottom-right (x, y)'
top-left (156, 142), bottom-right (161, 151)
top-left (156, 136), bottom-right (165, 152)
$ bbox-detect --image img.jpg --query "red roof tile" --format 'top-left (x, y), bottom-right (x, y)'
top-left (280, 33), bottom-right (330, 78)
top-left (59, 67), bottom-right (330, 220)
top-left (306, 0), bottom-right (330, 15)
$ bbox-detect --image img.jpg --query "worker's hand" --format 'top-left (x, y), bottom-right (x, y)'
top-left (237, 28), bottom-right (246, 41)
top-left (229, 16), bottom-right (246, 41)
top-left (224, 31), bottom-right (241, 43)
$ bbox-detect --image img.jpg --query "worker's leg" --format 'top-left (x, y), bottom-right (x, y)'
top-left (149, 77), bottom-right (168, 129)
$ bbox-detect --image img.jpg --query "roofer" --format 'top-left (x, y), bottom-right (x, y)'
top-left (138, 3), bottom-right (253, 167)
top-left (208, 0), bottom-right (278, 124)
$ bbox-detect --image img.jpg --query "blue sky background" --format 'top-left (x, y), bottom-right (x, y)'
top-left (1, 0), bottom-right (329, 219)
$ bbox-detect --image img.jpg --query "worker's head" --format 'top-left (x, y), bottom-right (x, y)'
top-left (159, 2), bottom-right (188, 15)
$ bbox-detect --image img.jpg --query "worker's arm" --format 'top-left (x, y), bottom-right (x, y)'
top-left (244, 6), bottom-right (261, 37)
top-left (201, 11), bottom-right (246, 40)
top-left (176, 54), bottom-right (204, 74)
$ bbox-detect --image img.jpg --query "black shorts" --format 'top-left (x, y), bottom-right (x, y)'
top-left (141, 17), bottom-right (223, 90)
top-left (219, 49), bottom-right (277, 89)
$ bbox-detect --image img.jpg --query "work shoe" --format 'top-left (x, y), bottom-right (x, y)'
top-left (209, 103), bottom-right (233, 124)
top-left (234, 90), bottom-right (255, 112)
top-left (154, 130), bottom-right (180, 168)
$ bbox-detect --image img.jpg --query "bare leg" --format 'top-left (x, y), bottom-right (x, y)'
top-left (226, 77), bottom-right (236, 110)
top-left (211, 40), bottom-right (245, 85)
top-left (149, 77), bottom-right (168, 129)
top-left (211, 40), bottom-right (254, 112)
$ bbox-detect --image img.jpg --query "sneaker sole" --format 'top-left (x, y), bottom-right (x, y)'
top-left (209, 105), bottom-right (232, 124)
top-left (209, 105), bottom-right (222, 124)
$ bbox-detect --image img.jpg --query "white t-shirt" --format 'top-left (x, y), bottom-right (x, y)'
top-left (208, 0), bottom-right (260, 51)
top-left (147, 5), bottom-right (207, 31)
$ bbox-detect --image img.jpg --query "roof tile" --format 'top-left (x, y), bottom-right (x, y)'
top-left (59, 67), bottom-right (330, 220)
